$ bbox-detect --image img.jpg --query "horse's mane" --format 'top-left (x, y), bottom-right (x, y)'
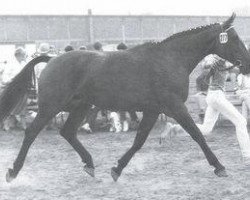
top-left (162, 22), bottom-right (220, 43)
top-left (131, 22), bottom-right (220, 51)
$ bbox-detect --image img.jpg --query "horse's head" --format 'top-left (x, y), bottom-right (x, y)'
top-left (213, 13), bottom-right (250, 75)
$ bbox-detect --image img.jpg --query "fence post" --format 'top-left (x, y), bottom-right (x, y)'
top-left (157, 18), bottom-right (160, 40)
top-left (122, 25), bottom-right (126, 43)
top-left (3, 17), bottom-right (7, 41)
top-left (26, 16), bottom-right (30, 42)
top-left (66, 16), bottom-right (71, 42)
top-left (87, 9), bottom-right (94, 44)
top-left (140, 17), bottom-right (143, 43)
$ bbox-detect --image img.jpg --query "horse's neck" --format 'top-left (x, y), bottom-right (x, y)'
top-left (162, 28), bottom-right (218, 74)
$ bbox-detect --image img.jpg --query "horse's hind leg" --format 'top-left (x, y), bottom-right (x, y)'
top-left (59, 104), bottom-right (95, 177)
top-left (111, 111), bottom-right (159, 181)
top-left (6, 112), bottom-right (55, 182)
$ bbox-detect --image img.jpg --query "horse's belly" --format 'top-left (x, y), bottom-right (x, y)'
top-left (88, 87), bottom-right (156, 111)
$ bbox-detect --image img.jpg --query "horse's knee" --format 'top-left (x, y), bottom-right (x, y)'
top-left (23, 129), bottom-right (40, 144)
top-left (60, 129), bottom-right (75, 142)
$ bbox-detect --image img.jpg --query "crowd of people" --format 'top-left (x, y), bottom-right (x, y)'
top-left (0, 41), bottom-right (139, 133)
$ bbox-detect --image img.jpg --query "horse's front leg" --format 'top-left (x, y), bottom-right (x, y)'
top-left (166, 99), bottom-right (227, 177)
top-left (111, 111), bottom-right (159, 181)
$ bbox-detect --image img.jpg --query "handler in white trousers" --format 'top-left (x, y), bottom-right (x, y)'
top-left (198, 55), bottom-right (250, 159)
top-left (164, 55), bottom-right (250, 159)
top-left (198, 90), bottom-right (250, 158)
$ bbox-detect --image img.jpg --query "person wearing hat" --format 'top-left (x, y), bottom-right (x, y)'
top-left (2, 47), bottom-right (28, 130)
top-left (34, 43), bottom-right (51, 79)
top-left (2, 47), bottom-right (27, 84)
top-left (38, 43), bottom-right (50, 55)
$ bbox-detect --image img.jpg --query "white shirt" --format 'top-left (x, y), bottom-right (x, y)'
top-left (1, 59), bottom-right (27, 84)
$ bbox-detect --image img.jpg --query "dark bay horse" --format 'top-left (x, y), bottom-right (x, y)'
top-left (3, 13), bottom-right (250, 182)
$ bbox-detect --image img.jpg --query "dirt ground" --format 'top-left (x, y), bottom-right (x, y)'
top-left (1, 125), bottom-right (250, 200)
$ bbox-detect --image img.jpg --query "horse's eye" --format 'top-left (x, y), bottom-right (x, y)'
top-left (235, 60), bottom-right (241, 66)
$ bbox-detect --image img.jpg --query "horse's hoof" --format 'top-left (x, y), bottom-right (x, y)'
top-left (6, 168), bottom-right (15, 183)
top-left (84, 165), bottom-right (95, 177)
top-left (111, 167), bottom-right (120, 182)
top-left (214, 168), bottom-right (228, 177)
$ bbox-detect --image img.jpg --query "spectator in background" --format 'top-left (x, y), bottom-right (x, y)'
top-left (64, 45), bottom-right (74, 52)
top-left (79, 46), bottom-right (87, 50)
top-left (117, 42), bottom-right (127, 50)
top-left (35, 43), bottom-right (51, 80)
top-left (93, 42), bottom-right (103, 51)
top-left (1, 47), bottom-right (27, 83)
top-left (2, 47), bottom-right (28, 131)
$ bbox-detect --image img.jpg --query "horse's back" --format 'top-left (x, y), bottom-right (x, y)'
top-left (80, 51), bottom-right (157, 110)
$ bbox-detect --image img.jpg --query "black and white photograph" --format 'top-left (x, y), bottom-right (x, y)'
top-left (1, 0), bottom-right (250, 199)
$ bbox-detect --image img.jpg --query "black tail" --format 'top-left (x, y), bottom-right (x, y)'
top-left (0, 55), bottom-right (51, 122)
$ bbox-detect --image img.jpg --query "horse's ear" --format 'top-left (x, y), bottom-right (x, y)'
top-left (222, 13), bottom-right (236, 30)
